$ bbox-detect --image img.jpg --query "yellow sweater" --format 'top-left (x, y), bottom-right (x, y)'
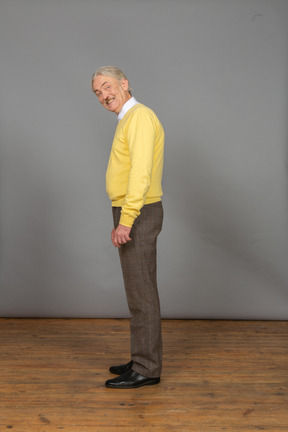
top-left (106, 103), bottom-right (164, 227)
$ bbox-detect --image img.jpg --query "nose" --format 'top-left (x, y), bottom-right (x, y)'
top-left (102, 89), bottom-right (109, 100)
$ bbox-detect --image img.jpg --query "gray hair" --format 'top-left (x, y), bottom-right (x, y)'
top-left (91, 66), bottom-right (132, 95)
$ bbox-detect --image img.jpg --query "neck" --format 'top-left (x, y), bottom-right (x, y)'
top-left (116, 95), bottom-right (132, 115)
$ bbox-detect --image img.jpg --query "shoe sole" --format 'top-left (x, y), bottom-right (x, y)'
top-left (105, 378), bottom-right (160, 389)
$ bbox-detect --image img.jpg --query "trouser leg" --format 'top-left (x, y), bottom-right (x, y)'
top-left (112, 202), bottom-right (163, 378)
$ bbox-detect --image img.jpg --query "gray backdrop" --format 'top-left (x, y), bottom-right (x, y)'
top-left (0, 0), bottom-right (288, 318)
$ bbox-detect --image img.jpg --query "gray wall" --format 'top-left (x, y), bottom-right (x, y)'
top-left (0, 0), bottom-right (287, 318)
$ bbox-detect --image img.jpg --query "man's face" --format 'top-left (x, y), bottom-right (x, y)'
top-left (92, 75), bottom-right (131, 114)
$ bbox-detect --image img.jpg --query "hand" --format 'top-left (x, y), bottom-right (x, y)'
top-left (111, 225), bottom-right (132, 248)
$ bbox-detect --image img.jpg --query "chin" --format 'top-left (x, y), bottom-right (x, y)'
top-left (106, 104), bottom-right (118, 113)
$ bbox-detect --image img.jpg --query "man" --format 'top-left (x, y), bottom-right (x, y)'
top-left (91, 66), bottom-right (164, 389)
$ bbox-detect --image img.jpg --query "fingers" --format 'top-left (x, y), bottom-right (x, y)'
top-left (112, 225), bottom-right (132, 248)
top-left (111, 228), bottom-right (130, 248)
top-left (114, 234), bottom-right (131, 248)
top-left (111, 227), bottom-right (118, 248)
top-left (117, 234), bottom-right (131, 246)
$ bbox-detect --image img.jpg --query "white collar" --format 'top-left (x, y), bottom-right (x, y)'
top-left (117, 97), bottom-right (139, 121)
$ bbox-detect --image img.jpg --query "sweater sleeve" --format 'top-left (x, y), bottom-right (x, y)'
top-left (119, 109), bottom-right (156, 227)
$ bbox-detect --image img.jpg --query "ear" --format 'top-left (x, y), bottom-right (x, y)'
top-left (121, 79), bottom-right (129, 91)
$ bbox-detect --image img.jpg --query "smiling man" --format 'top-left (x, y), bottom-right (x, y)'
top-left (92, 66), bottom-right (165, 389)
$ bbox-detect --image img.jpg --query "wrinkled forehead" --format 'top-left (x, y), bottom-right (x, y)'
top-left (92, 74), bottom-right (119, 91)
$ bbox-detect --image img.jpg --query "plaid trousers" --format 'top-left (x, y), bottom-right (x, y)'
top-left (112, 201), bottom-right (163, 378)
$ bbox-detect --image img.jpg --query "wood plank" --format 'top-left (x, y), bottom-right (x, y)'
top-left (0, 319), bottom-right (287, 431)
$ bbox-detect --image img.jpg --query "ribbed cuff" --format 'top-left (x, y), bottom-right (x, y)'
top-left (119, 213), bottom-right (135, 228)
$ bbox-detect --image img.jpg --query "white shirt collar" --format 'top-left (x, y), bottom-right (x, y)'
top-left (117, 96), bottom-right (139, 121)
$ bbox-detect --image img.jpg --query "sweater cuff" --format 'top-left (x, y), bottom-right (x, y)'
top-left (119, 212), bottom-right (135, 228)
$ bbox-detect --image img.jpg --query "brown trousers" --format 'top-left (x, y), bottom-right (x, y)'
top-left (112, 201), bottom-right (163, 378)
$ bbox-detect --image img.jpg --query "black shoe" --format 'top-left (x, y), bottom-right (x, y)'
top-left (105, 370), bottom-right (160, 389)
top-left (109, 360), bottom-right (133, 375)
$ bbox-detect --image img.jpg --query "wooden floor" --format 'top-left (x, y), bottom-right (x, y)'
top-left (0, 319), bottom-right (287, 431)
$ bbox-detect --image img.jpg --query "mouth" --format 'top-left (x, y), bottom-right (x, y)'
top-left (106, 98), bottom-right (115, 106)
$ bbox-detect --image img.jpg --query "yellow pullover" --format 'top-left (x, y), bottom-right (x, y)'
top-left (106, 103), bottom-right (164, 227)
